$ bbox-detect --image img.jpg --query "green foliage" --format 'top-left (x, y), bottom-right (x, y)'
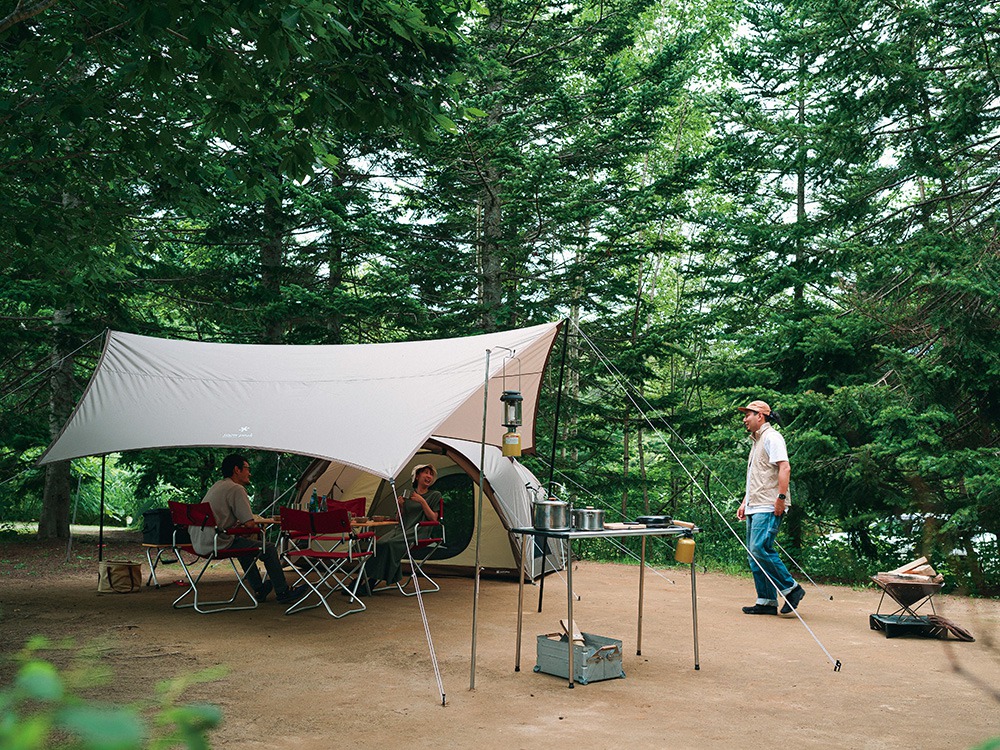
top-left (1, 638), bottom-right (225, 749)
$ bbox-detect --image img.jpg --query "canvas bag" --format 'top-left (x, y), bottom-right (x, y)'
top-left (97, 560), bottom-right (142, 593)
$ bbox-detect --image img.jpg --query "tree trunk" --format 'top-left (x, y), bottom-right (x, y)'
top-left (326, 240), bottom-right (345, 345)
top-left (37, 307), bottom-right (75, 539)
top-left (478, 164), bottom-right (503, 332)
top-left (261, 192), bottom-right (286, 344)
top-left (621, 412), bottom-right (630, 515)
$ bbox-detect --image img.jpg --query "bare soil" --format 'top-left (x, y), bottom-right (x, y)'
top-left (1, 530), bottom-right (998, 749)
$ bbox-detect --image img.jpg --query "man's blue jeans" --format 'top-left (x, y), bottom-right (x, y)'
top-left (746, 512), bottom-right (796, 604)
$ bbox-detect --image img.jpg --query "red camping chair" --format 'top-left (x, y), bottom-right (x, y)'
top-left (329, 496), bottom-right (367, 518)
top-left (395, 496), bottom-right (446, 596)
top-left (167, 501), bottom-right (265, 614)
top-left (279, 496), bottom-right (367, 555)
top-left (279, 506), bottom-right (375, 618)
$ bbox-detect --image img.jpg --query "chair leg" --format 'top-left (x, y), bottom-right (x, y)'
top-left (397, 545), bottom-right (441, 597)
top-left (283, 555), bottom-right (369, 618)
top-left (172, 555), bottom-right (260, 614)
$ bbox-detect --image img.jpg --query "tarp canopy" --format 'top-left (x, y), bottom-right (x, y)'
top-left (39, 322), bottom-right (563, 480)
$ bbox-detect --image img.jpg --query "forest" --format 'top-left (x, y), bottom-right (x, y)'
top-left (2, 0), bottom-right (998, 593)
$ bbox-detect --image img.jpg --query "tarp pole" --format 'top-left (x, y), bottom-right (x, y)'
top-left (98, 455), bottom-right (106, 562)
top-left (470, 348), bottom-right (491, 690)
top-left (538, 320), bottom-right (569, 612)
top-left (64, 470), bottom-right (83, 563)
top-left (394, 475), bottom-right (446, 705)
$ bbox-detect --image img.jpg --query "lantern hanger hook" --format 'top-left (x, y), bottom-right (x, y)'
top-left (495, 346), bottom-right (521, 392)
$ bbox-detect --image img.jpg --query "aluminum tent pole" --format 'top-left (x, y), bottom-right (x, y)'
top-left (98, 455), bottom-right (106, 562)
top-left (64, 471), bottom-right (83, 563)
top-left (470, 348), bottom-right (491, 690)
top-left (538, 320), bottom-right (569, 613)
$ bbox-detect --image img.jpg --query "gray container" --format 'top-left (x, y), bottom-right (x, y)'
top-left (534, 632), bottom-right (625, 684)
top-left (572, 506), bottom-right (604, 530)
top-left (532, 499), bottom-right (570, 531)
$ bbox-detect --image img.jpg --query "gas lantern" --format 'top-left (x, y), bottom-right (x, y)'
top-left (500, 389), bottom-right (523, 457)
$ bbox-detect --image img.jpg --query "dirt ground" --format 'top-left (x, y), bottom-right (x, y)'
top-left (2, 530), bottom-right (998, 749)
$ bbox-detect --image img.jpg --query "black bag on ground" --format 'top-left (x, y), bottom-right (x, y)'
top-left (142, 508), bottom-right (189, 545)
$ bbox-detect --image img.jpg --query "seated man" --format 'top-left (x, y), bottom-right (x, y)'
top-left (188, 453), bottom-right (305, 605)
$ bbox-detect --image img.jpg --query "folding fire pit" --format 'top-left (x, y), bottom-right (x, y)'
top-left (869, 572), bottom-right (944, 637)
top-left (868, 557), bottom-right (974, 641)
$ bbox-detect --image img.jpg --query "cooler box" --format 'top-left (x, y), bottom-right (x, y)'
top-left (534, 632), bottom-right (625, 684)
top-left (142, 508), bottom-right (190, 545)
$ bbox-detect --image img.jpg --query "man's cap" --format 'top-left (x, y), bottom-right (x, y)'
top-left (737, 400), bottom-right (772, 416)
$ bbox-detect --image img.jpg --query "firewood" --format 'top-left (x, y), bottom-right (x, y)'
top-left (887, 556), bottom-right (928, 575)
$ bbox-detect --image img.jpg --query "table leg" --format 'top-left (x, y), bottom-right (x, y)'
top-left (637, 536), bottom-right (646, 656)
top-left (145, 547), bottom-right (159, 588)
top-left (690, 560), bottom-right (700, 670)
top-left (515, 532), bottom-right (528, 672)
top-left (566, 537), bottom-right (574, 688)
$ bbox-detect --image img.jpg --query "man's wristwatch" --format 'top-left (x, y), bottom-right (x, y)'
top-left (777, 493), bottom-right (786, 500)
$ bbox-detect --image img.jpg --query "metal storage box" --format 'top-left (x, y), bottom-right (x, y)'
top-left (534, 632), bottom-right (625, 684)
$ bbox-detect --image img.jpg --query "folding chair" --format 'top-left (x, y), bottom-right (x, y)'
top-left (395, 496), bottom-right (445, 596)
top-left (167, 500), bottom-right (264, 614)
top-left (279, 496), bottom-right (366, 556)
top-left (279, 506), bottom-right (375, 618)
top-left (330, 496), bottom-right (367, 518)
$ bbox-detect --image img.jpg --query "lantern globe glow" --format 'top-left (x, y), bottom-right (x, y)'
top-left (500, 389), bottom-right (523, 429)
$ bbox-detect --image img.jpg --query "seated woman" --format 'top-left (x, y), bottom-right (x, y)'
top-left (365, 463), bottom-right (441, 591)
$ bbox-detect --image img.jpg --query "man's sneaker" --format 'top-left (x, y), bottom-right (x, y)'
top-left (742, 604), bottom-right (778, 615)
top-left (253, 581), bottom-right (273, 602)
top-left (780, 584), bottom-right (805, 615)
top-left (276, 584), bottom-right (309, 604)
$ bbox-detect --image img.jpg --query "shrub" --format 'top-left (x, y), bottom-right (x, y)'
top-left (0, 637), bottom-right (224, 750)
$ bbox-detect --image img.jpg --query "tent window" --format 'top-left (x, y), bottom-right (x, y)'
top-left (430, 472), bottom-right (474, 560)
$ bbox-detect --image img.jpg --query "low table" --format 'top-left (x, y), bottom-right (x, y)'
top-left (510, 525), bottom-right (700, 687)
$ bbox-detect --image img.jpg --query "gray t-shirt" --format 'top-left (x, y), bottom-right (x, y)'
top-left (188, 478), bottom-right (253, 555)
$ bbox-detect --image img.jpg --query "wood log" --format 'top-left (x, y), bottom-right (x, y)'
top-left (560, 618), bottom-right (584, 645)
top-left (887, 556), bottom-right (928, 575)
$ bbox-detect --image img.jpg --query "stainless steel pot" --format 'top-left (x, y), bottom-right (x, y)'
top-left (572, 506), bottom-right (605, 531)
top-left (533, 499), bottom-right (570, 531)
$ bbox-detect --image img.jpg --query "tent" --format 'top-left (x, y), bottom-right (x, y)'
top-left (296, 436), bottom-right (565, 580)
top-left (39, 321), bottom-right (563, 477)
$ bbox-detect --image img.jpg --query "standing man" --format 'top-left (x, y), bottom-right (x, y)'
top-left (736, 400), bottom-right (805, 616)
top-left (188, 454), bottom-right (305, 605)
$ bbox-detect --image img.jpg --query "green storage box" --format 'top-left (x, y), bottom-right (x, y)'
top-left (534, 632), bottom-right (625, 684)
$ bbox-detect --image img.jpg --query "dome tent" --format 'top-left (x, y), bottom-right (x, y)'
top-left (297, 436), bottom-right (565, 580)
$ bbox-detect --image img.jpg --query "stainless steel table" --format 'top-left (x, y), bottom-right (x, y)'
top-left (512, 525), bottom-right (700, 687)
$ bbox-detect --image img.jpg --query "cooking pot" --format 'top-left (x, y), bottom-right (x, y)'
top-left (572, 506), bottom-right (605, 531)
top-left (635, 515), bottom-right (672, 528)
top-left (533, 498), bottom-right (570, 531)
